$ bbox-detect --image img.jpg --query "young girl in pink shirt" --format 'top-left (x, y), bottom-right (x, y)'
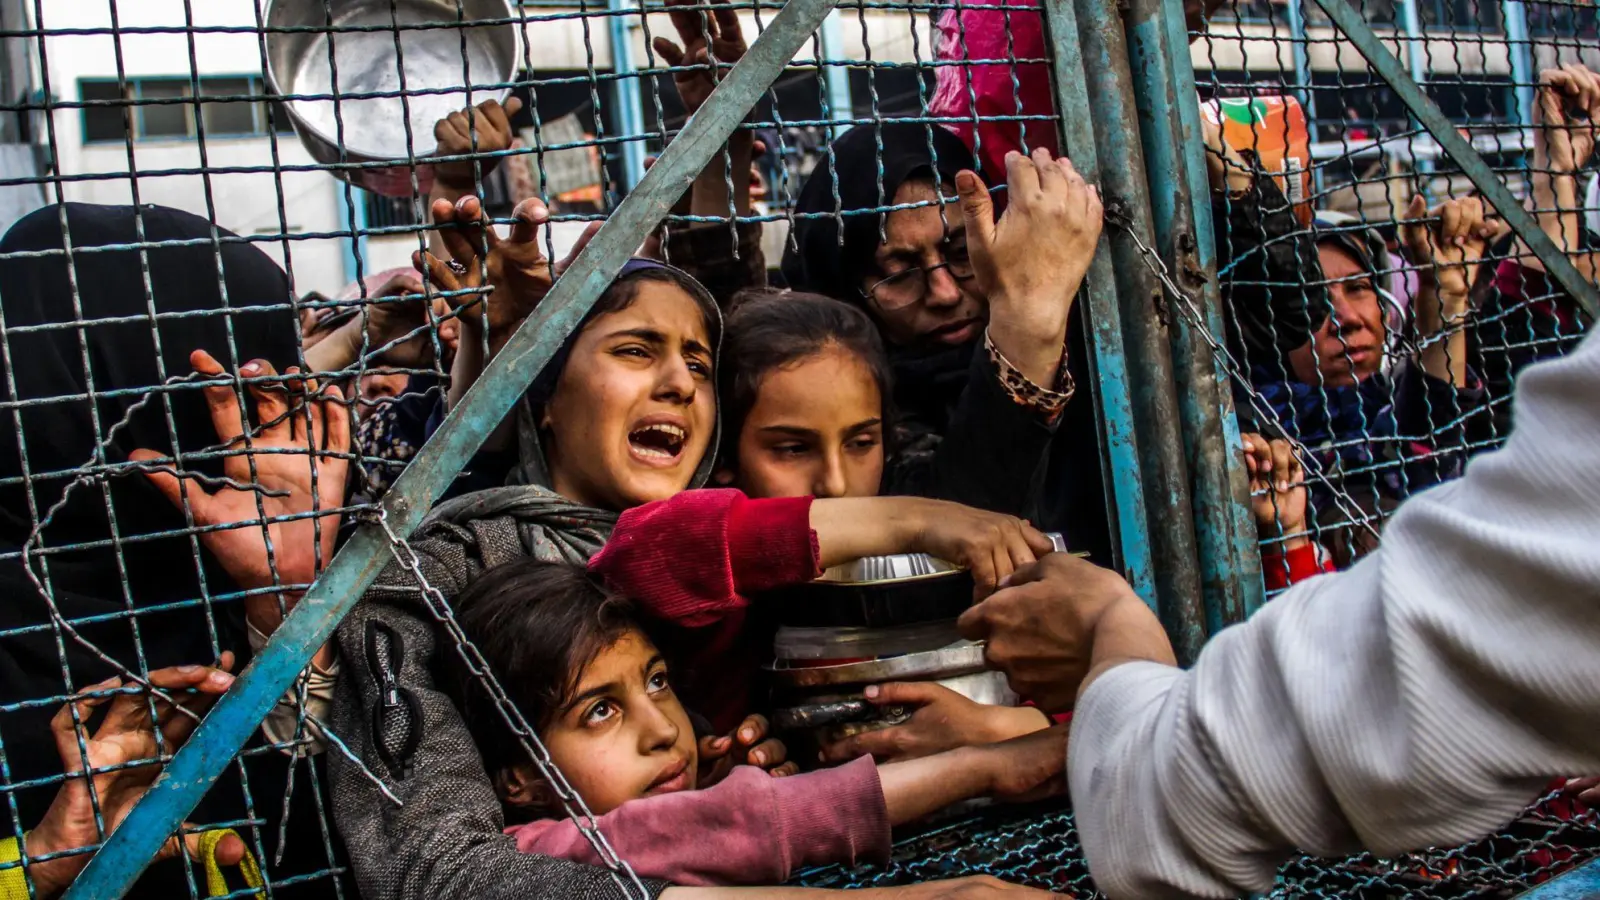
top-left (443, 557), bottom-right (1067, 887)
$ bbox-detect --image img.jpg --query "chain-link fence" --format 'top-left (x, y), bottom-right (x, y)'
top-left (0, 0), bottom-right (1594, 897)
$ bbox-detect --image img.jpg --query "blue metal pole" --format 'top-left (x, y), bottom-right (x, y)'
top-left (1069, 0), bottom-right (1210, 662)
top-left (1041, 0), bottom-right (1158, 606)
top-left (1310, 0), bottom-right (1600, 319)
top-left (1502, 0), bottom-right (1536, 132)
top-left (608, 0), bottom-right (648, 191)
top-left (1126, 0), bottom-right (1267, 627)
top-left (339, 184), bottom-right (370, 286)
top-left (62, 1), bottom-right (842, 893)
top-left (1398, 0), bottom-right (1435, 181)
top-left (818, 11), bottom-right (855, 140)
top-left (1510, 858), bottom-right (1600, 900)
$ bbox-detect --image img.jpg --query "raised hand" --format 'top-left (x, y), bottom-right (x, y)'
top-left (1535, 63), bottom-right (1600, 176)
top-left (130, 351), bottom-right (349, 634)
top-left (433, 96), bottom-right (525, 190)
top-left (653, 0), bottom-right (748, 117)
top-left (417, 195), bottom-right (600, 358)
top-left (818, 682), bottom-right (1049, 765)
top-left (1242, 432), bottom-right (1308, 549)
top-left (25, 659), bottom-right (240, 897)
top-left (957, 150), bottom-right (1103, 387)
top-left (1401, 194), bottom-right (1495, 312)
top-left (354, 268), bottom-right (442, 368)
top-left (1401, 194), bottom-right (1495, 387)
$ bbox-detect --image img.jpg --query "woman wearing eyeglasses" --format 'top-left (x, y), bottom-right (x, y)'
top-left (782, 123), bottom-right (1109, 560)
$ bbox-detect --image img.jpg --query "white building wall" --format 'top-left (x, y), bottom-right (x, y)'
top-left (37, 0), bottom-right (359, 294)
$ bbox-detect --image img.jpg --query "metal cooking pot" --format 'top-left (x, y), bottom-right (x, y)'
top-left (264, 0), bottom-right (518, 196)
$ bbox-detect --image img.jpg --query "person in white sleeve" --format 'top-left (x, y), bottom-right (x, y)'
top-left (957, 328), bottom-right (1600, 899)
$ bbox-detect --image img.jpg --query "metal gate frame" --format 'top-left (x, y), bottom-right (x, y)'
top-left (60, 0), bottom-right (1600, 892)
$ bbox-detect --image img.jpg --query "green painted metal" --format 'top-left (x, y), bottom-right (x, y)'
top-left (1311, 0), bottom-right (1600, 320)
top-left (61, 0), bottom-right (841, 894)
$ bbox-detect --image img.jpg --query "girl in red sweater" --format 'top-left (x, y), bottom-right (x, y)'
top-left (591, 291), bottom-right (1055, 756)
top-left (445, 557), bottom-right (1069, 888)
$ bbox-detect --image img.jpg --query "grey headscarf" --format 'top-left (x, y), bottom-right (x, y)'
top-left (329, 259), bottom-right (721, 900)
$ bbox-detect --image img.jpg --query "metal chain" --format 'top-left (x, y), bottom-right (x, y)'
top-left (364, 507), bottom-right (651, 900)
top-left (1102, 209), bottom-right (1387, 547)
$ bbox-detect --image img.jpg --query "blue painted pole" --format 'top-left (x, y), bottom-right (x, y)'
top-left (1398, 0), bottom-right (1435, 181)
top-left (339, 184), bottom-right (370, 286)
top-left (62, 1), bottom-right (841, 893)
top-left (1041, 0), bottom-right (1158, 606)
top-left (608, 0), bottom-right (648, 191)
top-left (1126, 0), bottom-right (1267, 627)
top-left (1502, 0), bottom-right (1536, 133)
top-left (1510, 858), bottom-right (1600, 900)
top-left (818, 11), bottom-right (855, 140)
top-left (1068, 0), bottom-right (1210, 662)
top-left (1310, 0), bottom-right (1600, 319)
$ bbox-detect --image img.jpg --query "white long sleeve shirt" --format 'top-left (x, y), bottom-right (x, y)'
top-left (1068, 329), bottom-right (1600, 899)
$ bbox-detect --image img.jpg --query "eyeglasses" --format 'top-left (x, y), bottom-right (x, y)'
top-left (862, 248), bottom-right (976, 312)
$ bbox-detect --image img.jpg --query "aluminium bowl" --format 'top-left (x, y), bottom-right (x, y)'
top-left (264, 0), bottom-right (517, 195)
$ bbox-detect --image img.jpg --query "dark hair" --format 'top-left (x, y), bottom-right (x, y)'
top-left (526, 263), bottom-right (721, 406)
top-left (442, 557), bottom-right (640, 780)
top-left (718, 289), bottom-right (894, 467)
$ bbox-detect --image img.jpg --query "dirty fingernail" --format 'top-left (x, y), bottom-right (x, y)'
top-left (751, 751), bottom-right (765, 766)
top-left (740, 727), bottom-right (755, 742)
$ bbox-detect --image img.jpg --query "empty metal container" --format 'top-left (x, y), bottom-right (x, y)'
top-left (264, 0), bottom-right (518, 195)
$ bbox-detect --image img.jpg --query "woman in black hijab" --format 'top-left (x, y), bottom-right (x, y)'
top-left (0, 203), bottom-right (350, 897)
top-left (782, 123), bottom-right (1110, 561)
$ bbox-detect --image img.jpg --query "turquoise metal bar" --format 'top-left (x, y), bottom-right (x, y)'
top-left (1510, 858), bottom-right (1600, 900)
top-left (609, 0), bottom-right (648, 191)
top-left (818, 11), bottom-right (855, 140)
top-left (1041, 0), bottom-right (1157, 604)
top-left (1070, 0), bottom-right (1209, 662)
top-left (61, 1), bottom-right (838, 894)
top-left (1126, 0), bottom-right (1265, 628)
top-left (1502, 0), bottom-right (1536, 131)
top-left (1311, 0), bottom-right (1600, 320)
top-left (1397, 0), bottom-right (1435, 182)
top-left (339, 184), bottom-right (369, 286)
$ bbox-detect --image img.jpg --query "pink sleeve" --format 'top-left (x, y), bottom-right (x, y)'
top-left (589, 488), bottom-right (821, 629)
top-left (506, 757), bottom-right (890, 886)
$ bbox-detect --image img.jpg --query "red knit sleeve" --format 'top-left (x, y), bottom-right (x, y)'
top-left (589, 489), bottom-right (821, 629)
top-left (1261, 542), bottom-right (1335, 592)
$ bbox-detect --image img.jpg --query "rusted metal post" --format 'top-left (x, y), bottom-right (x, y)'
top-left (1067, 0), bottom-right (1209, 662)
top-left (1125, 0), bottom-right (1266, 627)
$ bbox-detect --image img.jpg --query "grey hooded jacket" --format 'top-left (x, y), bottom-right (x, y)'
top-left (329, 267), bottom-right (720, 900)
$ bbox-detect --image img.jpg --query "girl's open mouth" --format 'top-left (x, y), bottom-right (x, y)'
top-left (628, 420), bottom-right (688, 466)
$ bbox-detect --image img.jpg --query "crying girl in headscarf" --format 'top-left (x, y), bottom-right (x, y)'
top-left (327, 194), bottom-right (736, 899)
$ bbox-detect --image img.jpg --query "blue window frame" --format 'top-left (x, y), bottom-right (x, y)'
top-left (79, 75), bottom-right (295, 144)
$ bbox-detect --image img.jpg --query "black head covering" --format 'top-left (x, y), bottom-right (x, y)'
top-left (782, 122), bottom-right (976, 303)
top-left (0, 203), bottom-right (301, 829)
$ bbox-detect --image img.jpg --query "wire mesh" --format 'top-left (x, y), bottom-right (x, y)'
top-left (794, 789), bottom-right (1600, 898)
top-left (1193, 0), bottom-right (1597, 585)
top-left (0, 0), bottom-right (1592, 897)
